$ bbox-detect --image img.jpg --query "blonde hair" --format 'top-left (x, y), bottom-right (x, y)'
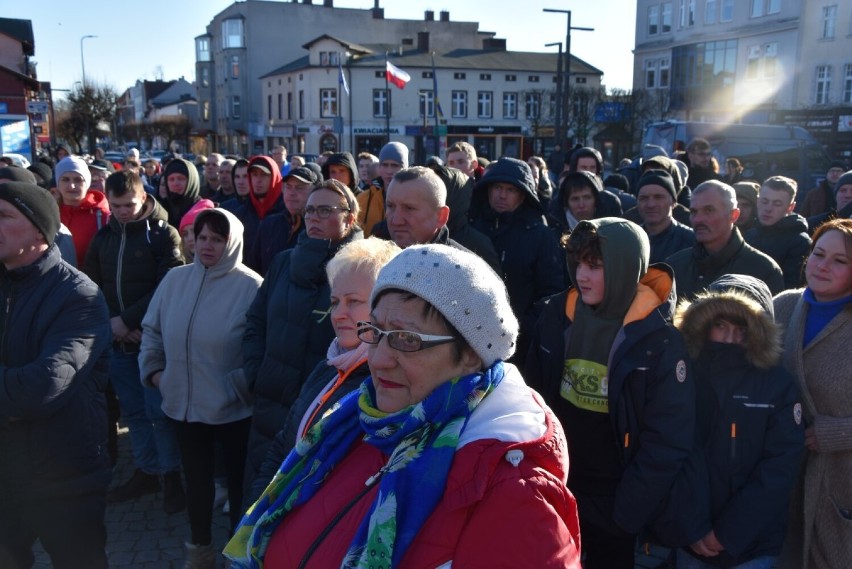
top-left (326, 237), bottom-right (401, 287)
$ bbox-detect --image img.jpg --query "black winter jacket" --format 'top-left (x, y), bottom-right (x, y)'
top-left (666, 227), bottom-right (784, 300)
top-left (744, 214), bottom-right (811, 290)
top-left (83, 197), bottom-right (184, 338)
top-left (0, 245), bottom-right (112, 497)
top-left (234, 194), bottom-right (287, 274)
top-left (524, 265), bottom-right (696, 537)
top-left (248, 210), bottom-right (303, 277)
top-left (244, 358), bottom-right (369, 508)
top-left (242, 229), bottom-right (363, 489)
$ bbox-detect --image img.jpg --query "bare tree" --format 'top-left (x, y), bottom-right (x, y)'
top-left (566, 86), bottom-right (604, 147)
top-left (61, 83), bottom-right (118, 154)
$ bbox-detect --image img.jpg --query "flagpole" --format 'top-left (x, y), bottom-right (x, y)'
top-left (385, 52), bottom-right (391, 145)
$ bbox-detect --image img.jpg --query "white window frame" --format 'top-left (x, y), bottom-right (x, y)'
top-left (503, 92), bottom-right (517, 119)
top-left (662, 2), bottom-right (673, 32)
top-left (648, 4), bottom-right (660, 35)
top-left (823, 5), bottom-right (837, 39)
top-left (816, 65), bottom-right (832, 104)
top-left (320, 88), bottom-right (338, 118)
top-left (451, 90), bottom-right (468, 118)
top-left (477, 91), bottom-right (493, 118)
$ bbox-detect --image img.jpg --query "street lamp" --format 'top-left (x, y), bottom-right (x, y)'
top-left (80, 35), bottom-right (97, 88)
top-left (542, 9), bottom-right (593, 146)
top-left (545, 42), bottom-right (563, 150)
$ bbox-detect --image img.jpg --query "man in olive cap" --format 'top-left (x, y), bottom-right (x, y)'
top-left (0, 182), bottom-right (112, 568)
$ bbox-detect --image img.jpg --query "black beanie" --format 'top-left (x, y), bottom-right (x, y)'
top-left (0, 181), bottom-right (61, 244)
top-left (834, 170), bottom-right (852, 195)
top-left (636, 170), bottom-right (677, 202)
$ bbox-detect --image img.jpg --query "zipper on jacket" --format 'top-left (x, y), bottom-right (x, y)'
top-left (729, 421), bottom-right (737, 461)
top-left (183, 269), bottom-right (209, 419)
top-left (297, 462), bottom-right (388, 569)
top-left (0, 291), bottom-right (12, 361)
top-left (115, 225), bottom-right (127, 313)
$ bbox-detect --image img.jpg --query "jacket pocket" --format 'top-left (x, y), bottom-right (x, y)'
top-left (226, 368), bottom-right (253, 406)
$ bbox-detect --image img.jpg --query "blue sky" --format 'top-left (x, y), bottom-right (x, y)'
top-left (4, 0), bottom-right (636, 97)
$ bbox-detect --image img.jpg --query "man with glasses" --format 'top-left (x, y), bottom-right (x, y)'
top-left (683, 137), bottom-right (720, 189)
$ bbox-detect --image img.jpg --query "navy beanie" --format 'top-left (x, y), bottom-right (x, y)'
top-left (834, 170), bottom-right (852, 194)
top-left (474, 157), bottom-right (536, 198)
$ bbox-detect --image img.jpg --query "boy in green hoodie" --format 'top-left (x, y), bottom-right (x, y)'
top-left (525, 217), bottom-right (696, 568)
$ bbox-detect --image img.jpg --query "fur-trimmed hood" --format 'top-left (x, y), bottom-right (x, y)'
top-left (674, 274), bottom-right (781, 369)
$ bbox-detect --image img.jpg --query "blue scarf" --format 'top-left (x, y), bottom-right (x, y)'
top-left (224, 361), bottom-right (506, 568)
top-left (802, 288), bottom-right (852, 347)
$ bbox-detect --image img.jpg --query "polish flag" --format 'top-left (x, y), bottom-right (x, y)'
top-left (386, 61), bottom-right (411, 89)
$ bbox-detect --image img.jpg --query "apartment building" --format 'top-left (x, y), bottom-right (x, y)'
top-left (259, 33), bottom-right (601, 162)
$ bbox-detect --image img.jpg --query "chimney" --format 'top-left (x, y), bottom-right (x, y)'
top-left (417, 31), bottom-right (430, 52)
top-left (303, 0), bottom-right (312, 4)
top-left (483, 38), bottom-right (506, 51)
top-left (372, 6), bottom-right (384, 18)
top-left (425, 10), bottom-right (434, 21)
top-left (440, 10), bottom-right (450, 22)
top-left (323, 0), bottom-right (332, 6)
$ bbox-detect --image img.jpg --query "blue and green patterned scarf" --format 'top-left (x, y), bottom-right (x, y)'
top-left (224, 361), bottom-right (505, 569)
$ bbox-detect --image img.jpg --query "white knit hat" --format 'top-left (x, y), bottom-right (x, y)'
top-left (370, 244), bottom-right (518, 366)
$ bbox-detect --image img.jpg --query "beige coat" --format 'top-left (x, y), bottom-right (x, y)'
top-left (774, 289), bottom-right (852, 569)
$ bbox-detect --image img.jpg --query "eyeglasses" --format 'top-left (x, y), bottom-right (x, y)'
top-left (356, 321), bottom-right (456, 352)
top-left (302, 205), bottom-right (350, 219)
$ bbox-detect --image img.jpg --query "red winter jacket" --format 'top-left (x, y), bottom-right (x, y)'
top-left (59, 190), bottom-right (110, 267)
top-left (263, 366), bottom-right (582, 568)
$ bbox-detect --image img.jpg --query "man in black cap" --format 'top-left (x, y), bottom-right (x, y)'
top-left (635, 170), bottom-right (695, 263)
top-left (249, 165), bottom-right (321, 275)
top-left (0, 182), bottom-right (112, 568)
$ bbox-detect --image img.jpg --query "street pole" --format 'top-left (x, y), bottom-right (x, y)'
top-left (545, 42), bottom-right (563, 152)
top-left (543, 9), bottom-right (593, 147)
top-left (80, 34), bottom-right (97, 154)
top-left (80, 35), bottom-right (97, 88)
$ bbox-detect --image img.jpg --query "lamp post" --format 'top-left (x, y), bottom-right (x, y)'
top-left (542, 9), bottom-right (593, 147)
top-left (80, 35), bottom-right (97, 88)
top-left (545, 42), bottom-right (563, 151)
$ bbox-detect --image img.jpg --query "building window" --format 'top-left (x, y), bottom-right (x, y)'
top-left (451, 90), bottom-right (468, 118)
top-left (232, 95), bottom-right (241, 119)
top-left (720, 0), bottom-right (734, 21)
top-left (524, 93), bottom-right (540, 119)
top-left (746, 46), bottom-right (761, 80)
top-left (196, 37), bottom-right (211, 62)
top-left (373, 89), bottom-right (388, 118)
top-left (267, 94), bottom-right (272, 121)
top-left (763, 43), bottom-right (778, 78)
top-left (844, 64), bottom-right (852, 103)
top-left (505, 74), bottom-right (517, 82)
top-left (575, 76), bottom-right (587, 84)
top-left (277, 93), bottom-right (283, 120)
top-left (705, 0), bottom-right (717, 24)
top-left (680, 0), bottom-right (695, 27)
top-left (419, 90), bottom-right (435, 118)
top-left (320, 52), bottom-right (330, 66)
top-left (287, 92), bottom-right (293, 119)
top-left (231, 56), bottom-right (240, 79)
top-left (453, 72), bottom-right (466, 80)
top-left (752, 0), bottom-right (781, 16)
top-left (528, 75), bottom-right (540, 83)
top-left (480, 73), bottom-right (492, 80)
top-left (503, 92), bottom-right (517, 118)
top-left (222, 18), bottom-right (244, 49)
top-left (320, 89), bottom-right (338, 117)
top-left (822, 5), bottom-right (837, 39)
top-left (202, 101), bottom-right (209, 121)
top-left (662, 2), bottom-right (673, 32)
top-left (200, 67), bottom-right (209, 88)
top-left (422, 71), bottom-right (433, 79)
top-left (648, 4), bottom-right (659, 35)
top-left (375, 71), bottom-right (384, 79)
top-left (646, 60), bottom-right (657, 89)
top-left (299, 90), bottom-right (304, 119)
top-left (816, 65), bottom-right (831, 104)
top-left (660, 59), bottom-right (670, 87)
top-left (477, 91), bottom-right (493, 118)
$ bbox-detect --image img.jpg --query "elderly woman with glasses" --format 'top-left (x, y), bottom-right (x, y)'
top-left (226, 244), bottom-right (582, 569)
top-left (242, 179), bottom-right (363, 502)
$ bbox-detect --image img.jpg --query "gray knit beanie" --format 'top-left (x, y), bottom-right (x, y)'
top-left (379, 142), bottom-right (409, 168)
top-left (370, 244), bottom-right (518, 367)
top-left (55, 156), bottom-right (92, 187)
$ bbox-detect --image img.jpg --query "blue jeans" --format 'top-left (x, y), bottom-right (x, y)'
top-left (677, 550), bottom-right (777, 569)
top-left (109, 350), bottom-right (181, 474)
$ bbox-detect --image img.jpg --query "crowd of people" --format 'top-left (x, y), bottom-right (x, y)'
top-left (0, 136), bottom-right (849, 569)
